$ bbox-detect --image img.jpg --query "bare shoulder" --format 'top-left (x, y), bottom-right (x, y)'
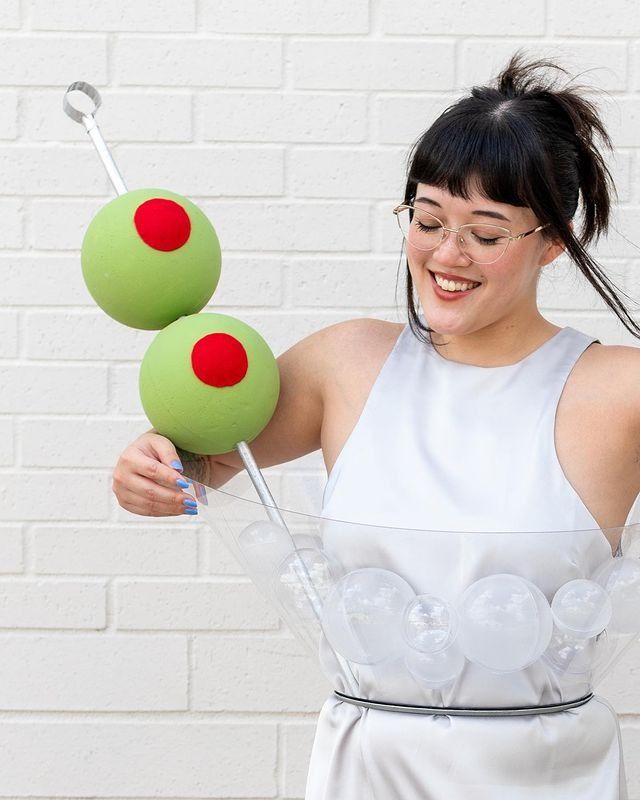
top-left (583, 341), bottom-right (640, 428)
top-left (315, 318), bottom-right (405, 376)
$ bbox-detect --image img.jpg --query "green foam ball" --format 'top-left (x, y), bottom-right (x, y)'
top-left (139, 313), bottom-right (280, 455)
top-left (81, 188), bottom-right (221, 330)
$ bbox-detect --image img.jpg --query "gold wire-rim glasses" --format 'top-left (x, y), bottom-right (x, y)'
top-left (393, 204), bottom-right (549, 265)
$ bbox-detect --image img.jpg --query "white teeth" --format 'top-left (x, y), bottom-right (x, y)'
top-left (433, 273), bottom-right (480, 292)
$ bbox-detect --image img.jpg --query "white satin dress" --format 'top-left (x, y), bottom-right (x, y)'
top-left (304, 322), bottom-right (638, 800)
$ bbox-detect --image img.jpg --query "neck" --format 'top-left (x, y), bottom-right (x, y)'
top-left (428, 315), bottom-right (562, 368)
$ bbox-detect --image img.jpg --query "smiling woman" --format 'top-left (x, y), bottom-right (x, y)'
top-left (395, 49), bottom-right (640, 368)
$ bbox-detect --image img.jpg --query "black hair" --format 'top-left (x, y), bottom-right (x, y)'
top-left (400, 49), bottom-right (640, 345)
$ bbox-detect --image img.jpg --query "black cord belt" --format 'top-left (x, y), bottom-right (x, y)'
top-left (333, 690), bottom-right (594, 717)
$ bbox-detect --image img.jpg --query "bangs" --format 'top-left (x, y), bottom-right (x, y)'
top-left (406, 103), bottom-right (541, 212)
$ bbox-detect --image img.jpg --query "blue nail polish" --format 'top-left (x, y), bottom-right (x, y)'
top-left (171, 459), bottom-right (184, 470)
top-left (184, 508), bottom-right (198, 515)
top-left (176, 478), bottom-right (190, 489)
top-left (183, 499), bottom-right (197, 508)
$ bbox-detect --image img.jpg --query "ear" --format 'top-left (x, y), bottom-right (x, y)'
top-left (538, 221), bottom-right (571, 268)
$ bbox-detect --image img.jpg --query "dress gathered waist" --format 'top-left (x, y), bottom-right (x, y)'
top-left (333, 689), bottom-right (595, 717)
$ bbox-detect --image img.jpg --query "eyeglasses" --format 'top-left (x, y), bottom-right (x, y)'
top-left (393, 204), bottom-right (549, 265)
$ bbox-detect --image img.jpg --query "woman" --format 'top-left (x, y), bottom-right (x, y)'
top-left (113, 51), bottom-right (640, 798)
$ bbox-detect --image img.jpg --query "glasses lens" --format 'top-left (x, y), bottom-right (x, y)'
top-left (397, 207), bottom-right (443, 251)
top-left (458, 224), bottom-right (510, 264)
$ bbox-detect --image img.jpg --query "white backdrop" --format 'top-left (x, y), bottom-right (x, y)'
top-left (0, 1), bottom-right (639, 798)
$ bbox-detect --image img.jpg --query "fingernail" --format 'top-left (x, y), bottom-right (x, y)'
top-left (184, 508), bottom-right (198, 515)
top-left (176, 478), bottom-right (190, 489)
top-left (171, 459), bottom-right (183, 471)
top-left (183, 499), bottom-right (197, 508)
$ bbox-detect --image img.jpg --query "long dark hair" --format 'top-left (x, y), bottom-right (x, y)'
top-left (400, 49), bottom-right (640, 345)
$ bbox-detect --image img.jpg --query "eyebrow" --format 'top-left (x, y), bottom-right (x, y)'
top-left (414, 195), bottom-right (511, 223)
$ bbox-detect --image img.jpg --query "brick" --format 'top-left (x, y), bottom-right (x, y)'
top-left (0, 91), bottom-right (17, 139)
top-left (0, 634), bottom-right (186, 710)
top-left (0, 310), bottom-right (18, 357)
top-left (0, 527), bottom-right (22, 573)
top-left (111, 364), bottom-right (147, 415)
top-left (604, 97), bottom-right (640, 148)
top-left (0, 255), bottom-right (91, 305)
top-left (201, 201), bottom-right (370, 252)
top-left (292, 39), bottom-right (455, 90)
top-left (27, 90), bottom-right (192, 142)
top-left (34, 525), bottom-right (198, 575)
top-left (117, 144), bottom-right (284, 197)
top-left (281, 722), bottom-right (318, 798)
top-left (290, 146), bottom-right (406, 199)
top-left (0, 579), bottom-right (105, 628)
top-left (200, 91), bottom-right (367, 143)
top-left (290, 256), bottom-right (399, 307)
top-left (0, 198), bottom-right (23, 248)
top-left (206, 255), bottom-right (283, 307)
top-left (375, 93), bottom-right (459, 145)
top-left (31, 0), bottom-right (196, 31)
top-left (116, 579), bottom-right (280, 630)
top-left (201, 0), bottom-right (368, 33)
top-left (537, 257), bottom-right (632, 313)
top-left (0, 365), bottom-right (108, 413)
top-left (0, 472), bottom-right (109, 522)
top-left (0, 144), bottom-right (107, 196)
top-left (551, 0), bottom-right (640, 36)
top-left (461, 41), bottom-right (627, 91)
top-left (0, 1), bottom-right (19, 27)
top-left (0, 721), bottom-right (276, 796)
top-left (25, 310), bottom-right (153, 360)
top-left (30, 198), bottom-right (104, 250)
top-left (21, 417), bottom-right (147, 467)
top-left (116, 37), bottom-right (281, 87)
top-left (381, 0), bottom-right (544, 35)
top-left (193, 635), bottom-right (329, 712)
top-left (0, 35), bottom-right (107, 85)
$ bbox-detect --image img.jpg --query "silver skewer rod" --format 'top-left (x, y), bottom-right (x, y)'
top-left (63, 81), bottom-right (128, 196)
top-left (82, 114), bottom-right (128, 196)
top-left (234, 439), bottom-right (359, 694)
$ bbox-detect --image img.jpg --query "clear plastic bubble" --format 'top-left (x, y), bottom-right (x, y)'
top-left (404, 641), bottom-right (466, 688)
top-left (458, 574), bottom-right (553, 673)
top-left (542, 627), bottom-right (612, 676)
top-left (322, 568), bottom-right (416, 665)
top-left (593, 557), bottom-right (640, 634)
top-left (402, 594), bottom-right (459, 654)
top-left (274, 548), bottom-right (340, 622)
top-left (551, 579), bottom-right (612, 639)
top-left (237, 520), bottom-right (295, 571)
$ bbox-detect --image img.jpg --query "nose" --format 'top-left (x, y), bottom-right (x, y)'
top-left (431, 229), bottom-right (471, 267)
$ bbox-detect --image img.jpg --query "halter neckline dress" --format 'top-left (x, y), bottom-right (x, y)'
top-left (304, 322), bottom-right (637, 800)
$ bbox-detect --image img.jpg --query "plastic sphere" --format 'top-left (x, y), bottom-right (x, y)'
top-left (551, 579), bottom-right (612, 639)
top-left (81, 188), bottom-right (221, 330)
top-left (542, 627), bottom-right (611, 676)
top-left (139, 312), bottom-right (280, 454)
top-left (404, 641), bottom-right (466, 688)
top-left (457, 574), bottom-right (553, 673)
top-left (322, 568), bottom-right (416, 665)
top-left (593, 557), bottom-right (640, 634)
top-left (275, 548), bottom-right (340, 622)
top-left (237, 521), bottom-right (296, 575)
top-left (402, 594), bottom-right (459, 654)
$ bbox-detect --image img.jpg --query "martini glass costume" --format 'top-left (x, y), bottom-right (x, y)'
top-left (64, 81), bottom-right (640, 799)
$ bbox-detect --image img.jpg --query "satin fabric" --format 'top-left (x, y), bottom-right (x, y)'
top-left (304, 323), bottom-right (635, 799)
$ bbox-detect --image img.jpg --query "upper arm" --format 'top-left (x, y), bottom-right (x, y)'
top-left (210, 318), bottom-right (377, 474)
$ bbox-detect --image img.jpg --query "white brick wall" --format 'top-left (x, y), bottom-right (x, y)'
top-left (0, 2), bottom-right (639, 799)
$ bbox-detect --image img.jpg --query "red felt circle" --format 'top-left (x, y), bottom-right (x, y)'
top-left (133, 198), bottom-right (191, 251)
top-left (191, 333), bottom-right (249, 388)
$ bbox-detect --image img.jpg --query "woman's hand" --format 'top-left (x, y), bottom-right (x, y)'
top-left (112, 431), bottom-right (206, 517)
